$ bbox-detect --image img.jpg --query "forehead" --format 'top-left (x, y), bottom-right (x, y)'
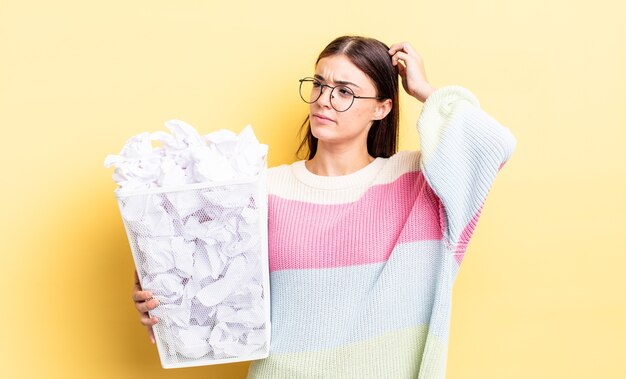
top-left (314, 55), bottom-right (374, 88)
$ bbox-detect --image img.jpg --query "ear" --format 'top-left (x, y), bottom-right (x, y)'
top-left (372, 99), bottom-right (393, 121)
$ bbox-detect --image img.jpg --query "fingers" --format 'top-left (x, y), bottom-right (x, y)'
top-left (389, 42), bottom-right (422, 66)
top-left (390, 50), bottom-right (411, 67)
top-left (387, 42), bottom-right (405, 54)
top-left (147, 326), bottom-right (156, 344)
top-left (390, 50), bottom-right (422, 68)
top-left (133, 271), bottom-right (158, 344)
top-left (133, 275), bottom-right (160, 312)
top-left (132, 288), bottom-right (154, 302)
top-left (135, 296), bottom-right (160, 313)
top-left (140, 312), bottom-right (159, 327)
top-left (388, 41), bottom-right (418, 56)
top-left (388, 41), bottom-right (432, 102)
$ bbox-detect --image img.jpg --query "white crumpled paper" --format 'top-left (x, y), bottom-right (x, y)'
top-left (106, 120), bottom-right (269, 365)
top-left (104, 119), bottom-right (268, 190)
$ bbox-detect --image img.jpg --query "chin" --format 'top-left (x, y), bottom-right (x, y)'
top-left (310, 125), bottom-right (338, 142)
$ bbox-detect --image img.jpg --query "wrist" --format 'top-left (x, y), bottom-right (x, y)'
top-left (415, 84), bottom-right (437, 103)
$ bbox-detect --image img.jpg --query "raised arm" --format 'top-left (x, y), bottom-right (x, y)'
top-left (417, 86), bottom-right (516, 253)
top-left (389, 42), bottom-right (516, 254)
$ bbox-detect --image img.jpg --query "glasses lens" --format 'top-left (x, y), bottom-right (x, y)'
top-left (298, 79), bottom-right (355, 112)
top-left (330, 85), bottom-right (354, 112)
top-left (299, 79), bottom-right (320, 104)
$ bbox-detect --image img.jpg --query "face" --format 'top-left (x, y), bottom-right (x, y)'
top-left (308, 55), bottom-right (391, 149)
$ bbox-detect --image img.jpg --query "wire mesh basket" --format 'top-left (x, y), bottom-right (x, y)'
top-left (115, 170), bottom-right (270, 368)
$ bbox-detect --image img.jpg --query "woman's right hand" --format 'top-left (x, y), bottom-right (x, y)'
top-left (133, 270), bottom-right (160, 344)
top-left (388, 41), bottom-right (436, 103)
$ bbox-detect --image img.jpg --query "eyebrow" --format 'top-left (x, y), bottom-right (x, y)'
top-left (314, 74), bottom-right (361, 89)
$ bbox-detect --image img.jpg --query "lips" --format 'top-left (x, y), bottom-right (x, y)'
top-left (312, 113), bottom-right (335, 123)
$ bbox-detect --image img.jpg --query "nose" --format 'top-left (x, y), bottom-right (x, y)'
top-left (316, 85), bottom-right (333, 108)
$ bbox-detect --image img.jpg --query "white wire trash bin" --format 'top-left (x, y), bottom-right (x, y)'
top-left (115, 170), bottom-right (270, 369)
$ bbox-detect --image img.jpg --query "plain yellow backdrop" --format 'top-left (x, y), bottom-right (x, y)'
top-left (1, 0), bottom-right (624, 378)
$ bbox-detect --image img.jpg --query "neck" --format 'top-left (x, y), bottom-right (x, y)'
top-left (305, 142), bottom-right (374, 176)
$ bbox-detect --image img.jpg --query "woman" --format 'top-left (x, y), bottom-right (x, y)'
top-left (133, 36), bottom-right (516, 378)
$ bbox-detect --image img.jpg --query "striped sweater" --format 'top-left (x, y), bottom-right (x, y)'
top-left (247, 86), bottom-right (516, 378)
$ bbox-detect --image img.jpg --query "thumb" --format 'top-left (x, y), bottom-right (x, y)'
top-left (148, 326), bottom-right (156, 344)
top-left (396, 61), bottom-right (407, 77)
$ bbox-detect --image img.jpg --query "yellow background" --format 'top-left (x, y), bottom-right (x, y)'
top-left (1, 0), bottom-right (624, 378)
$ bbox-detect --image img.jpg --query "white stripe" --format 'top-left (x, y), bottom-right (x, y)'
top-left (268, 150), bottom-right (422, 204)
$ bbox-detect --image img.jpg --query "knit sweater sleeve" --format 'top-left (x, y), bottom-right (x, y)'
top-left (417, 85), bottom-right (517, 253)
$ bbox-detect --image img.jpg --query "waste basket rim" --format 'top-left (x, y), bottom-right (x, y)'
top-left (114, 172), bottom-right (265, 198)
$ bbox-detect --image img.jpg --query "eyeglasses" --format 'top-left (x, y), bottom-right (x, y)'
top-left (298, 77), bottom-right (384, 112)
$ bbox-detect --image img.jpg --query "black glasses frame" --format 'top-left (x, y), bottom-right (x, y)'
top-left (298, 77), bottom-right (384, 112)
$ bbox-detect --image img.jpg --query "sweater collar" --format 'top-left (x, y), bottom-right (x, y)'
top-left (290, 157), bottom-right (387, 190)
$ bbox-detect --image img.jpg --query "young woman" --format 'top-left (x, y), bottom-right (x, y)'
top-left (132, 35), bottom-right (516, 378)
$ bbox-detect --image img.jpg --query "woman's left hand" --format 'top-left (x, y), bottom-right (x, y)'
top-left (388, 42), bottom-right (437, 103)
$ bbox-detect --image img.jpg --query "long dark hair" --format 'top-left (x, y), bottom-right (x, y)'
top-left (297, 36), bottom-right (400, 160)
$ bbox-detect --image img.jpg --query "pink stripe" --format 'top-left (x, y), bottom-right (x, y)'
top-left (454, 204), bottom-right (483, 265)
top-left (455, 163), bottom-right (507, 264)
top-left (268, 171), bottom-right (443, 271)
